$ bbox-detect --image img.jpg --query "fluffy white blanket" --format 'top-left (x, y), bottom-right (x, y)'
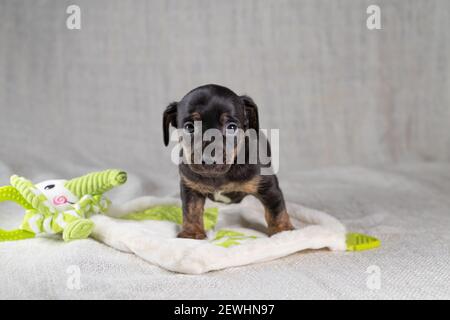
top-left (92, 196), bottom-right (347, 274)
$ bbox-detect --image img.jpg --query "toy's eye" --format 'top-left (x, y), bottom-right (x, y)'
top-left (44, 185), bottom-right (55, 190)
top-left (226, 122), bottom-right (238, 134)
top-left (184, 122), bottom-right (195, 134)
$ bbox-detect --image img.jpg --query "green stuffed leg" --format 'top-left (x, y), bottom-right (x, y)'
top-left (65, 169), bottom-right (127, 198)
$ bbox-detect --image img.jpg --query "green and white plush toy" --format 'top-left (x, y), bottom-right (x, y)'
top-left (0, 169), bottom-right (127, 242)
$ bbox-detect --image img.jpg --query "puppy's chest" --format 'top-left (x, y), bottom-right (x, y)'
top-left (181, 176), bottom-right (260, 204)
top-left (207, 191), bottom-right (245, 204)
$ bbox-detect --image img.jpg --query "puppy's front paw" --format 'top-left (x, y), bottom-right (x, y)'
top-left (268, 223), bottom-right (295, 236)
top-left (177, 229), bottom-right (207, 240)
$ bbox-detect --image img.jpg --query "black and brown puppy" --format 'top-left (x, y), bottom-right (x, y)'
top-left (163, 84), bottom-right (294, 239)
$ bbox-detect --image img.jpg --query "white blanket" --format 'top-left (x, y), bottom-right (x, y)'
top-left (92, 197), bottom-right (347, 274)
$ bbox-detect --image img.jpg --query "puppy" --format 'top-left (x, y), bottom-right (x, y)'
top-left (163, 84), bottom-right (294, 239)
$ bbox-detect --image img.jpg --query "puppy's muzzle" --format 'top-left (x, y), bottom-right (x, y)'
top-left (185, 140), bottom-right (235, 176)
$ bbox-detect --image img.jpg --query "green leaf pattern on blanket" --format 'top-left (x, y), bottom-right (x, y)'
top-left (122, 205), bottom-right (258, 247)
top-left (212, 229), bottom-right (257, 248)
top-left (122, 205), bottom-right (219, 231)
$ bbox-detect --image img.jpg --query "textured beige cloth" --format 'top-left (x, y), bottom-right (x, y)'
top-left (1, 0), bottom-right (449, 299)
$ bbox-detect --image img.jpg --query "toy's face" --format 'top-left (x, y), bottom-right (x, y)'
top-left (35, 180), bottom-right (79, 211)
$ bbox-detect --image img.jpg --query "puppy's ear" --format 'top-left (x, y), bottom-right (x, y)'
top-left (240, 95), bottom-right (259, 132)
top-left (163, 102), bottom-right (178, 146)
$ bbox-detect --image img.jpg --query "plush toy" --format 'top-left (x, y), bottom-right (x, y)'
top-left (0, 169), bottom-right (127, 242)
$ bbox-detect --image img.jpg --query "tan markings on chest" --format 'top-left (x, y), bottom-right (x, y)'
top-left (181, 175), bottom-right (261, 196)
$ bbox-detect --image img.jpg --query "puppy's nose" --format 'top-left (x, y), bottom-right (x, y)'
top-left (202, 160), bottom-right (217, 165)
top-left (202, 160), bottom-right (216, 165)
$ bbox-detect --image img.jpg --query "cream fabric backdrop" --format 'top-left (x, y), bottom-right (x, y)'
top-left (1, 1), bottom-right (450, 299)
top-left (0, 0), bottom-right (449, 183)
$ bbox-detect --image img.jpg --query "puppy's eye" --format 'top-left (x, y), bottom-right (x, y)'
top-left (184, 122), bottom-right (195, 134)
top-left (226, 122), bottom-right (238, 134)
top-left (44, 185), bottom-right (55, 190)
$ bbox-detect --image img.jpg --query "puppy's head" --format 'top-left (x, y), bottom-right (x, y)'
top-left (163, 84), bottom-right (259, 177)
